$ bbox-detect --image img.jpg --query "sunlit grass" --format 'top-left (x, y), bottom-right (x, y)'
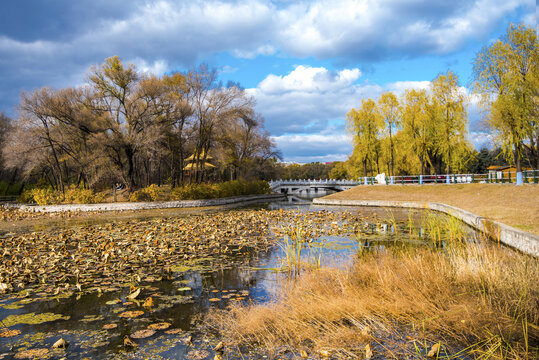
top-left (208, 213), bottom-right (538, 359)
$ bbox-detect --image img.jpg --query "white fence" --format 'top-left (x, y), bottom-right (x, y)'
top-left (271, 170), bottom-right (539, 187)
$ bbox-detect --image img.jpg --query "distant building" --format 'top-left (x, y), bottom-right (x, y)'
top-left (183, 151), bottom-right (215, 177)
top-left (487, 165), bottom-right (532, 181)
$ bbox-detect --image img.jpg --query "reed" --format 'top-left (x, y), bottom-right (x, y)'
top-left (279, 224), bottom-right (306, 276)
top-left (385, 209), bottom-right (399, 235)
top-left (208, 239), bottom-right (538, 359)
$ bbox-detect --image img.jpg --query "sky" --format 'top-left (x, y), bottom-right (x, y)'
top-left (0, 0), bottom-right (536, 163)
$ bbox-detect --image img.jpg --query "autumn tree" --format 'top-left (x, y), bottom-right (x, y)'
top-left (0, 113), bottom-right (11, 177)
top-left (347, 99), bottom-right (383, 177)
top-left (430, 71), bottom-right (469, 173)
top-left (2, 57), bottom-right (279, 192)
top-left (378, 92), bottom-right (400, 177)
top-left (88, 56), bottom-right (154, 189)
top-left (473, 23), bottom-right (538, 171)
top-left (186, 65), bottom-right (257, 183)
top-left (400, 89), bottom-right (433, 175)
top-left (159, 73), bottom-right (192, 186)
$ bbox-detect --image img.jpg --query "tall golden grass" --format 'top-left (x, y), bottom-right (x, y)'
top-left (208, 241), bottom-right (538, 359)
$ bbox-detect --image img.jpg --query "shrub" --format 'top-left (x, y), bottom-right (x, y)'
top-left (27, 188), bottom-right (62, 205)
top-left (17, 188), bottom-right (35, 204)
top-left (171, 180), bottom-right (270, 200)
top-left (19, 185), bottom-right (102, 205)
top-left (64, 185), bottom-right (99, 204)
top-left (217, 180), bottom-right (243, 198)
top-left (129, 184), bottom-right (164, 202)
top-left (0, 181), bottom-right (24, 196)
top-left (170, 183), bottom-right (218, 200)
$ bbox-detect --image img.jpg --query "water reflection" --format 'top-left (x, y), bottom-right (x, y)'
top-left (0, 202), bottom-right (478, 359)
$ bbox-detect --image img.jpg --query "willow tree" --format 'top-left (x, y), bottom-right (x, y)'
top-left (473, 24), bottom-right (538, 171)
top-left (347, 99), bottom-right (383, 177)
top-left (430, 71), bottom-right (468, 173)
top-left (378, 92), bottom-right (400, 177)
top-left (401, 89), bottom-right (433, 175)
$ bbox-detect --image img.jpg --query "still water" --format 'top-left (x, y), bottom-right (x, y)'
top-left (0, 199), bottom-right (477, 359)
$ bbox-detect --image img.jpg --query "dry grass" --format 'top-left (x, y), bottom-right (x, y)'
top-left (323, 184), bottom-right (539, 235)
top-left (208, 243), bottom-right (538, 359)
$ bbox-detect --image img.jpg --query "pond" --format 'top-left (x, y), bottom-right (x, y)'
top-left (0, 199), bottom-right (482, 359)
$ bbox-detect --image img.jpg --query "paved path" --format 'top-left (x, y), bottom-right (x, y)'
top-left (11, 193), bottom-right (286, 213)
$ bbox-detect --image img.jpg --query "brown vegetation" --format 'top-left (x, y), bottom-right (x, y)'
top-left (1, 58), bottom-right (280, 192)
top-left (324, 183), bottom-right (539, 235)
top-left (209, 242), bottom-right (538, 359)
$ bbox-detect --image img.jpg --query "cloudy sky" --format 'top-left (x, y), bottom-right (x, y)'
top-left (0, 1), bottom-right (535, 162)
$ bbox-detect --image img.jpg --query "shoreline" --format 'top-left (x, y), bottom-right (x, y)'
top-left (313, 197), bottom-right (539, 257)
top-left (6, 193), bottom-right (287, 213)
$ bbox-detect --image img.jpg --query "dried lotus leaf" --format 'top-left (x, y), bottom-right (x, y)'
top-left (118, 310), bottom-right (144, 318)
top-left (130, 329), bottom-right (156, 339)
top-left (0, 329), bottom-right (21, 337)
top-left (14, 348), bottom-right (49, 359)
top-left (148, 322), bottom-right (171, 330)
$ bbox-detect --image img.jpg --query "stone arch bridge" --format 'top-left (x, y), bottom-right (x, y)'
top-left (269, 179), bottom-right (360, 195)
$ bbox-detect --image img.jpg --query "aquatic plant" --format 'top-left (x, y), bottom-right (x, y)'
top-left (209, 238), bottom-right (538, 359)
top-left (280, 224), bottom-right (305, 276)
top-left (385, 209), bottom-right (399, 235)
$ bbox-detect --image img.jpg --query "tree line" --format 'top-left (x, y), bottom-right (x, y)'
top-left (342, 23), bottom-right (537, 178)
top-left (0, 57), bottom-right (281, 193)
top-left (346, 70), bottom-right (470, 178)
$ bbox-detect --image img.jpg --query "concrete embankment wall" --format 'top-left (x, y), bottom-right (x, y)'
top-left (13, 193), bottom-right (286, 213)
top-left (313, 198), bottom-right (539, 257)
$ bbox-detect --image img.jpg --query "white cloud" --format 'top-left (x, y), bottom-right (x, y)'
top-left (132, 58), bottom-right (168, 76)
top-left (219, 65), bottom-right (239, 74)
top-left (0, 0), bottom-right (531, 113)
top-left (248, 65), bottom-right (381, 135)
top-left (272, 133), bottom-right (353, 162)
top-left (386, 81), bottom-right (431, 95)
top-left (469, 132), bottom-right (494, 149)
top-left (275, 0), bottom-right (529, 58)
top-left (257, 65), bottom-right (361, 94)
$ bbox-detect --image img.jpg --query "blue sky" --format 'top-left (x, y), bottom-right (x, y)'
top-left (0, 0), bottom-right (536, 162)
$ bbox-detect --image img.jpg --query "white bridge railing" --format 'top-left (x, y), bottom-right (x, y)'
top-left (269, 179), bottom-right (361, 188)
top-left (271, 170), bottom-right (539, 188)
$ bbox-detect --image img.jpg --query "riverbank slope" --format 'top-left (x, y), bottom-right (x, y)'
top-left (321, 184), bottom-right (539, 235)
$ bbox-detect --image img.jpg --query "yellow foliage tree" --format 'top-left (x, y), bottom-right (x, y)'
top-left (430, 71), bottom-right (469, 173)
top-left (347, 99), bottom-right (383, 177)
top-left (378, 92), bottom-right (400, 177)
top-left (473, 23), bottom-right (538, 171)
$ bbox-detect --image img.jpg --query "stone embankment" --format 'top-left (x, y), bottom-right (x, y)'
top-left (313, 198), bottom-right (539, 257)
top-left (12, 193), bottom-right (286, 213)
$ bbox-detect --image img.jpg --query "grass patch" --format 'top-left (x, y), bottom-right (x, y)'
top-left (208, 240), bottom-right (538, 359)
top-left (324, 183), bottom-right (539, 235)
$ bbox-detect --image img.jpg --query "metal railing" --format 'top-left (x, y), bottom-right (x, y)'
top-left (271, 170), bottom-right (539, 187)
top-left (269, 179), bottom-right (361, 188)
